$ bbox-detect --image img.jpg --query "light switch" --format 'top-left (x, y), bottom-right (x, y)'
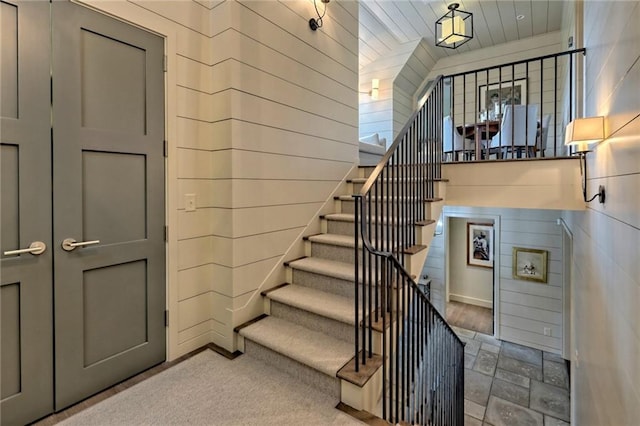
top-left (185, 193), bottom-right (196, 212)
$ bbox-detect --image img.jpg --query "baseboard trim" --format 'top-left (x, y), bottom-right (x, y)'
top-left (449, 293), bottom-right (493, 309)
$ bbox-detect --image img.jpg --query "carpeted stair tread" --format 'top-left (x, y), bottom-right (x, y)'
top-left (267, 284), bottom-right (359, 325)
top-left (322, 213), bottom-right (356, 222)
top-left (307, 233), bottom-right (355, 248)
top-left (287, 257), bottom-right (355, 281)
top-left (239, 316), bottom-right (354, 377)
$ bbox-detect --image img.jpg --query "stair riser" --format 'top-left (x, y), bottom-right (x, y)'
top-left (339, 199), bottom-right (429, 216)
top-left (352, 182), bottom-right (443, 196)
top-left (352, 180), bottom-right (446, 196)
top-left (311, 242), bottom-right (358, 264)
top-left (310, 241), bottom-right (404, 265)
top-left (243, 339), bottom-right (341, 402)
top-left (292, 269), bottom-right (356, 299)
top-left (358, 166), bottom-right (376, 179)
top-left (270, 301), bottom-right (355, 345)
top-left (290, 269), bottom-right (384, 302)
top-left (327, 219), bottom-right (357, 237)
top-left (325, 219), bottom-right (419, 243)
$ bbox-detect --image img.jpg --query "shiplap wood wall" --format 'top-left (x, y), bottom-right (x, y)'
top-left (563, 1), bottom-right (640, 424)
top-left (360, 38), bottom-right (439, 146)
top-left (359, 40), bottom-right (417, 145)
top-left (82, 0), bottom-right (359, 359)
top-left (424, 206), bottom-right (566, 354)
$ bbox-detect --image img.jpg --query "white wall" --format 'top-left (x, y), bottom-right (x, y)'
top-left (82, 0), bottom-right (359, 358)
top-left (425, 206), bottom-right (565, 354)
top-left (448, 217), bottom-right (493, 308)
top-left (359, 40), bottom-right (418, 145)
top-left (562, 1), bottom-right (640, 424)
top-left (359, 38), bottom-right (441, 147)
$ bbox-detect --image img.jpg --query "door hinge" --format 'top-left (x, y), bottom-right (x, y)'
top-left (164, 310), bottom-right (169, 327)
top-left (163, 140), bottom-right (168, 157)
top-left (163, 55), bottom-right (167, 72)
top-left (164, 226), bottom-right (168, 242)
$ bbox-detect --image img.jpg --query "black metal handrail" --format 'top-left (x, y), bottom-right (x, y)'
top-left (353, 75), bottom-right (464, 425)
top-left (443, 48), bottom-right (586, 161)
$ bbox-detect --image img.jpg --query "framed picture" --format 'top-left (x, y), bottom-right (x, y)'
top-left (467, 223), bottom-right (493, 268)
top-left (479, 78), bottom-right (527, 112)
top-left (512, 247), bottom-right (548, 283)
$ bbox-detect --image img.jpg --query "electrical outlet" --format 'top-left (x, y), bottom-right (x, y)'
top-left (543, 327), bottom-right (551, 336)
top-left (185, 193), bottom-right (196, 212)
top-left (575, 349), bottom-right (580, 368)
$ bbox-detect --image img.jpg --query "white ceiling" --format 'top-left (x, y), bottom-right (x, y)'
top-left (359, 0), bottom-right (565, 68)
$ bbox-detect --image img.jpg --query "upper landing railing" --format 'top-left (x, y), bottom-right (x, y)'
top-left (442, 48), bottom-right (586, 161)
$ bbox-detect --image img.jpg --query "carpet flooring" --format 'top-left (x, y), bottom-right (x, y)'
top-left (58, 350), bottom-right (364, 426)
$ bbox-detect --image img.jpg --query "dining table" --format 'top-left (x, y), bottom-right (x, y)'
top-left (457, 121), bottom-right (501, 160)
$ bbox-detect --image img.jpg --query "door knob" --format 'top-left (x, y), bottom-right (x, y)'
top-left (3, 241), bottom-right (47, 256)
top-left (62, 238), bottom-right (100, 252)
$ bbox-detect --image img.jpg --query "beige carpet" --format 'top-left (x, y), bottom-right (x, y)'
top-left (59, 350), bottom-right (364, 426)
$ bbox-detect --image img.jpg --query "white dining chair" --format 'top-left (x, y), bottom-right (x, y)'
top-left (489, 104), bottom-right (539, 158)
top-left (443, 115), bottom-right (474, 161)
top-left (537, 113), bottom-right (552, 157)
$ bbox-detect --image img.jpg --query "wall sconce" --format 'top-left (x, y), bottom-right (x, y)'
top-left (564, 116), bottom-right (606, 203)
top-left (309, 0), bottom-right (330, 31)
top-left (435, 3), bottom-right (473, 49)
top-left (370, 79), bottom-right (379, 100)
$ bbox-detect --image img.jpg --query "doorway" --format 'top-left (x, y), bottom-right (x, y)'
top-left (1, 1), bottom-right (166, 424)
top-left (445, 216), bottom-right (495, 335)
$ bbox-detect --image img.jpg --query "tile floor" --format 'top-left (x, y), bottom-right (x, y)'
top-left (452, 326), bottom-right (571, 426)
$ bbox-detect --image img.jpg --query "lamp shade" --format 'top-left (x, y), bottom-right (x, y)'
top-left (441, 15), bottom-right (465, 43)
top-left (565, 116), bottom-right (604, 152)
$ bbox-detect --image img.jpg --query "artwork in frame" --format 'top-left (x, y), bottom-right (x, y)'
top-left (479, 78), bottom-right (528, 112)
top-left (512, 247), bottom-right (548, 283)
top-left (467, 223), bottom-right (493, 268)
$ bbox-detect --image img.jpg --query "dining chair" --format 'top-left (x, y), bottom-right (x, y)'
top-left (537, 113), bottom-right (552, 157)
top-left (443, 115), bottom-right (474, 161)
top-left (489, 104), bottom-right (539, 158)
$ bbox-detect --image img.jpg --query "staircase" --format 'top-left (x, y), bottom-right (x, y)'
top-left (237, 75), bottom-right (464, 425)
top-left (236, 165), bottom-right (446, 407)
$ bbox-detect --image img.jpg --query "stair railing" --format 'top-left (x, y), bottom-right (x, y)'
top-left (353, 75), bottom-right (464, 425)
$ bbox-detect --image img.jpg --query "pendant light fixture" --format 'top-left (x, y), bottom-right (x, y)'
top-left (435, 3), bottom-right (473, 49)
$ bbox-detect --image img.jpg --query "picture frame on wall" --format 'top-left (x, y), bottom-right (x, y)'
top-left (512, 247), bottom-right (548, 283)
top-left (467, 223), bottom-right (493, 268)
top-left (479, 78), bottom-right (528, 112)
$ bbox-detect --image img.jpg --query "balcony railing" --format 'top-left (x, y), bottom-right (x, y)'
top-left (442, 48), bottom-right (586, 161)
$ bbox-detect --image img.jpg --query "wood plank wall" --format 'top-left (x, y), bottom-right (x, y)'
top-left (359, 40), bottom-right (416, 145)
top-left (424, 206), bottom-right (566, 354)
top-left (82, 0), bottom-right (359, 359)
top-left (564, 1), bottom-right (640, 424)
top-left (360, 39), bottom-right (439, 146)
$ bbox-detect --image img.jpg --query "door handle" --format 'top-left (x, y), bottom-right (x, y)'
top-left (62, 238), bottom-right (100, 252)
top-left (3, 241), bottom-right (47, 256)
